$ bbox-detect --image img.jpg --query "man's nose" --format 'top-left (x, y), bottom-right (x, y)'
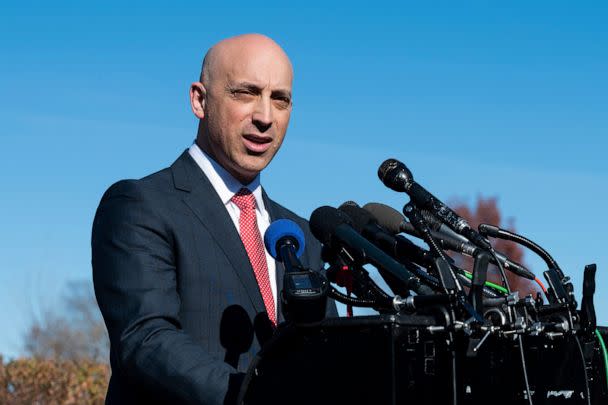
top-left (252, 97), bottom-right (272, 132)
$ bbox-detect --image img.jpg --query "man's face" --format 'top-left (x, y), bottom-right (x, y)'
top-left (196, 43), bottom-right (293, 184)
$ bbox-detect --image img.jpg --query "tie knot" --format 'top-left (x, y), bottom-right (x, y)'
top-left (231, 188), bottom-right (256, 211)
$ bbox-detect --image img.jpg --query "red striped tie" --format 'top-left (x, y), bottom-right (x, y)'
top-left (231, 188), bottom-right (276, 325)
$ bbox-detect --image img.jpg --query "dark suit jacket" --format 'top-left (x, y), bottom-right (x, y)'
top-left (92, 150), bottom-right (337, 404)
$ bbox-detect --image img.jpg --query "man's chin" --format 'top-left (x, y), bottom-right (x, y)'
top-left (231, 158), bottom-right (269, 183)
top-left (243, 151), bottom-right (274, 168)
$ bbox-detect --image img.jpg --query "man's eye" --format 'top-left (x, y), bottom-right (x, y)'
top-left (231, 89), bottom-right (256, 99)
top-left (274, 97), bottom-right (291, 107)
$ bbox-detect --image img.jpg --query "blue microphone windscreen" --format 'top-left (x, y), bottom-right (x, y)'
top-left (264, 219), bottom-right (306, 260)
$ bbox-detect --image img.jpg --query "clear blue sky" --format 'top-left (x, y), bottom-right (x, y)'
top-left (1, 1), bottom-right (606, 359)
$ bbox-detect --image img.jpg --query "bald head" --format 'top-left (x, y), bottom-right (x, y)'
top-left (200, 34), bottom-right (293, 88)
top-left (189, 34), bottom-right (295, 184)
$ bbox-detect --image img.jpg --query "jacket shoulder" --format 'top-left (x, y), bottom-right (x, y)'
top-left (99, 168), bottom-right (174, 202)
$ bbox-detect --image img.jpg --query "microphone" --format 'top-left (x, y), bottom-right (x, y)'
top-left (309, 206), bottom-right (434, 296)
top-left (338, 202), bottom-right (442, 291)
top-left (264, 219), bottom-right (328, 323)
top-left (403, 202), bottom-right (461, 292)
top-left (378, 158), bottom-right (492, 250)
top-left (363, 202), bottom-right (535, 280)
top-left (338, 202), bottom-right (502, 298)
top-left (264, 218), bottom-right (306, 272)
top-left (338, 201), bottom-right (436, 269)
top-left (418, 210), bottom-right (470, 244)
top-left (363, 200), bottom-right (468, 244)
top-left (340, 202), bottom-right (506, 299)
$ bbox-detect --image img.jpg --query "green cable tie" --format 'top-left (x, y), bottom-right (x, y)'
top-left (462, 271), bottom-right (509, 294)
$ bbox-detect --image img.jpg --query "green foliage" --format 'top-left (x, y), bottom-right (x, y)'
top-left (0, 355), bottom-right (109, 405)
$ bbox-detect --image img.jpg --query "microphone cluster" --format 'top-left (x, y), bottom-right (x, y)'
top-left (263, 158), bottom-right (599, 343)
top-left (260, 157), bottom-right (605, 404)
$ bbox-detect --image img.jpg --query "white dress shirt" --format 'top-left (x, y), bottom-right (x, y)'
top-left (188, 143), bottom-right (278, 313)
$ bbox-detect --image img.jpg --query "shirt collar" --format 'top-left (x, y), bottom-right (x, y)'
top-left (188, 142), bottom-right (266, 211)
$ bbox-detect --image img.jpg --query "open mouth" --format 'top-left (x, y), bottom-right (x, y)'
top-left (242, 134), bottom-right (273, 153)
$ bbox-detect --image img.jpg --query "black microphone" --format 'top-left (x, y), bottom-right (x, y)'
top-left (338, 202), bottom-right (442, 291)
top-left (418, 210), bottom-right (470, 244)
top-left (364, 200), bottom-right (468, 244)
top-left (364, 202), bottom-right (472, 253)
top-left (338, 201), bottom-right (436, 269)
top-left (309, 206), bottom-right (434, 296)
top-left (378, 158), bottom-right (492, 250)
top-left (363, 202), bottom-right (535, 280)
top-left (403, 202), bottom-right (461, 292)
top-left (340, 202), bottom-right (504, 299)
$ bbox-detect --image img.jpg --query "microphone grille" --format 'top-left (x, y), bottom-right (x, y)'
top-left (377, 158), bottom-right (401, 183)
top-left (377, 158), bottom-right (413, 192)
top-left (309, 206), bottom-right (352, 246)
top-left (362, 202), bottom-right (404, 234)
top-left (338, 201), bottom-right (376, 233)
top-left (263, 219), bottom-right (306, 261)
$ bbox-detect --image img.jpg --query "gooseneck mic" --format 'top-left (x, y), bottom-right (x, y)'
top-left (363, 202), bottom-right (535, 280)
top-left (378, 158), bottom-right (492, 250)
top-left (309, 206), bottom-right (434, 296)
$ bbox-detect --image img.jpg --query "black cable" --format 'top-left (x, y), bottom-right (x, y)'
top-left (484, 225), bottom-right (575, 326)
top-left (328, 257), bottom-right (395, 307)
top-left (403, 260), bottom-right (443, 290)
top-left (491, 247), bottom-right (533, 405)
top-left (450, 332), bottom-right (458, 405)
top-left (328, 286), bottom-right (388, 309)
top-left (517, 335), bottom-right (534, 405)
top-left (479, 224), bottom-right (563, 279)
top-left (455, 268), bottom-right (503, 298)
top-left (401, 259), bottom-right (503, 298)
top-left (369, 277), bottom-right (393, 301)
top-left (490, 248), bottom-right (511, 294)
top-left (403, 203), bottom-right (463, 293)
top-left (574, 335), bottom-right (592, 405)
top-left (405, 258), bottom-right (504, 298)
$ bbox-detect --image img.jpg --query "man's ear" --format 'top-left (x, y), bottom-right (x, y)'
top-left (190, 82), bottom-right (206, 119)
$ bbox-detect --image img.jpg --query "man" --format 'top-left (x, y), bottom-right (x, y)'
top-left (92, 34), bottom-right (337, 405)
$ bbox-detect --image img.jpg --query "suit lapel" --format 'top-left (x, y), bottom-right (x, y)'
top-left (172, 151), bottom-right (265, 313)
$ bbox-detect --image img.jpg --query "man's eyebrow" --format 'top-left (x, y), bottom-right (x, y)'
top-left (271, 89), bottom-right (292, 99)
top-left (228, 81), bottom-right (263, 93)
top-left (229, 81), bottom-right (291, 99)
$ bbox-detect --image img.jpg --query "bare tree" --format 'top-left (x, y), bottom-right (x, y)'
top-left (23, 280), bottom-right (109, 363)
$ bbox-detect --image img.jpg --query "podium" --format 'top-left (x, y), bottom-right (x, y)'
top-left (241, 315), bottom-right (608, 405)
